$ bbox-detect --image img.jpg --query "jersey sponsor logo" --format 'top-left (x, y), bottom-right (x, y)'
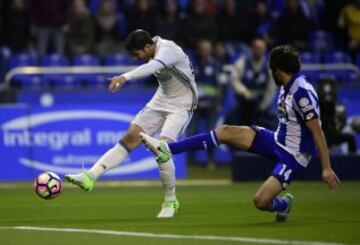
top-left (278, 100), bottom-right (287, 119)
top-left (299, 97), bottom-right (310, 107)
top-left (306, 112), bottom-right (314, 120)
top-left (300, 105), bottom-right (314, 113)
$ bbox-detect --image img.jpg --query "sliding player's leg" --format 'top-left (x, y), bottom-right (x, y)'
top-left (254, 159), bottom-right (298, 223)
top-left (248, 126), bottom-right (296, 222)
top-left (140, 125), bottom-right (256, 159)
top-left (253, 176), bottom-right (294, 222)
top-left (65, 124), bottom-right (143, 191)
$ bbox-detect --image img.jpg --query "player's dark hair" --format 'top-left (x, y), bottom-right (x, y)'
top-left (124, 29), bottom-right (154, 52)
top-left (269, 46), bottom-right (301, 74)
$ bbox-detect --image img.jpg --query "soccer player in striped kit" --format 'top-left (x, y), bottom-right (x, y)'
top-left (66, 29), bottom-right (198, 218)
top-left (140, 45), bottom-right (340, 222)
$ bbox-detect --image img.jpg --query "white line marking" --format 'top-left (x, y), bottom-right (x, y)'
top-left (0, 179), bottom-right (231, 189)
top-left (0, 226), bottom-right (346, 245)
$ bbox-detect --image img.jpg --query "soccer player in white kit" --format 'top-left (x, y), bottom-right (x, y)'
top-left (65, 29), bottom-right (198, 218)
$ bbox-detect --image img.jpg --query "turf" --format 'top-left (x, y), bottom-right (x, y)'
top-left (0, 182), bottom-right (359, 245)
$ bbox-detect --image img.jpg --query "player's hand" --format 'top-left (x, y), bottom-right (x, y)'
top-left (322, 168), bottom-right (340, 189)
top-left (108, 75), bottom-right (126, 92)
top-left (243, 90), bottom-right (252, 100)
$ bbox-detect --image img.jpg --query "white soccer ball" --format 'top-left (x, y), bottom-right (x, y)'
top-left (34, 172), bottom-right (62, 200)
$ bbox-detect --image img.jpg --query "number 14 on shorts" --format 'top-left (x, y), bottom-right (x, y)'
top-left (273, 163), bottom-right (295, 189)
top-left (279, 164), bottom-right (293, 181)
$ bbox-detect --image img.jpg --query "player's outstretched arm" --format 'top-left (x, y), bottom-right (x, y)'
top-left (306, 119), bottom-right (341, 188)
top-left (108, 59), bottom-right (165, 92)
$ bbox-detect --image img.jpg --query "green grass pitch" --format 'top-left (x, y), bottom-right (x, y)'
top-left (0, 181), bottom-right (359, 245)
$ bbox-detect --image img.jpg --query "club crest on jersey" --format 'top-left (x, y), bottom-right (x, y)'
top-left (299, 97), bottom-right (310, 107)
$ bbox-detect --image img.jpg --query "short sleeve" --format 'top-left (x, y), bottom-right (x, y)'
top-left (293, 88), bottom-right (319, 121)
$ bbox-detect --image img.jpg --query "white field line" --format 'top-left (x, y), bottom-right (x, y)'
top-left (0, 179), bottom-right (231, 189)
top-left (0, 226), bottom-right (346, 245)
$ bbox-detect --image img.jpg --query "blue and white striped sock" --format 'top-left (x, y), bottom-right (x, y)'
top-left (268, 197), bottom-right (289, 212)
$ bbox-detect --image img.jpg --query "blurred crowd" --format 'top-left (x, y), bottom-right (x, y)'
top-left (0, 0), bottom-right (360, 60)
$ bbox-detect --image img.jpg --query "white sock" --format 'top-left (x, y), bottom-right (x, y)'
top-left (158, 158), bottom-right (177, 201)
top-left (87, 143), bottom-right (128, 180)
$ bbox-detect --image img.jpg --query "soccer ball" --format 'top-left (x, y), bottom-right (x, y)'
top-left (34, 172), bottom-right (62, 200)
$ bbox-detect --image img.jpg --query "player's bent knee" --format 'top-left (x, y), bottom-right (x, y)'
top-left (121, 132), bottom-right (141, 150)
top-left (253, 194), bottom-right (270, 210)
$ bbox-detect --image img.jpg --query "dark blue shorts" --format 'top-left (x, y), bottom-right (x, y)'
top-left (248, 126), bottom-right (305, 189)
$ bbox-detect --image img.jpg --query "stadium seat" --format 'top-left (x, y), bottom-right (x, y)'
top-left (105, 54), bottom-right (132, 79)
top-left (316, 72), bottom-right (337, 83)
top-left (105, 54), bottom-right (132, 66)
top-left (42, 54), bottom-right (71, 86)
top-left (73, 54), bottom-right (100, 66)
top-left (309, 31), bottom-right (334, 54)
top-left (72, 55), bottom-right (104, 86)
top-left (301, 52), bottom-right (322, 83)
top-left (8, 53), bottom-right (37, 69)
top-left (325, 51), bottom-right (351, 63)
top-left (8, 53), bottom-right (43, 87)
top-left (42, 54), bottom-right (69, 66)
top-left (105, 53), bottom-right (149, 87)
top-left (325, 51), bottom-right (353, 82)
top-left (301, 52), bottom-right (321, 64)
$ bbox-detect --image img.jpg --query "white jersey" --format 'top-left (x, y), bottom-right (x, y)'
top-left (123, 36), bottom-right (198, 112)
top-left (150, 36), bottom-right (198, 112)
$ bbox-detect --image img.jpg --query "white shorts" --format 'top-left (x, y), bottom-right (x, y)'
top-left (132, 106), bottom-right (192, 141)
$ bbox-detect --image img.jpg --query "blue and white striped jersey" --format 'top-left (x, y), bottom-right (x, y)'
top-left (274, 73), bottom-right (320, 167)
